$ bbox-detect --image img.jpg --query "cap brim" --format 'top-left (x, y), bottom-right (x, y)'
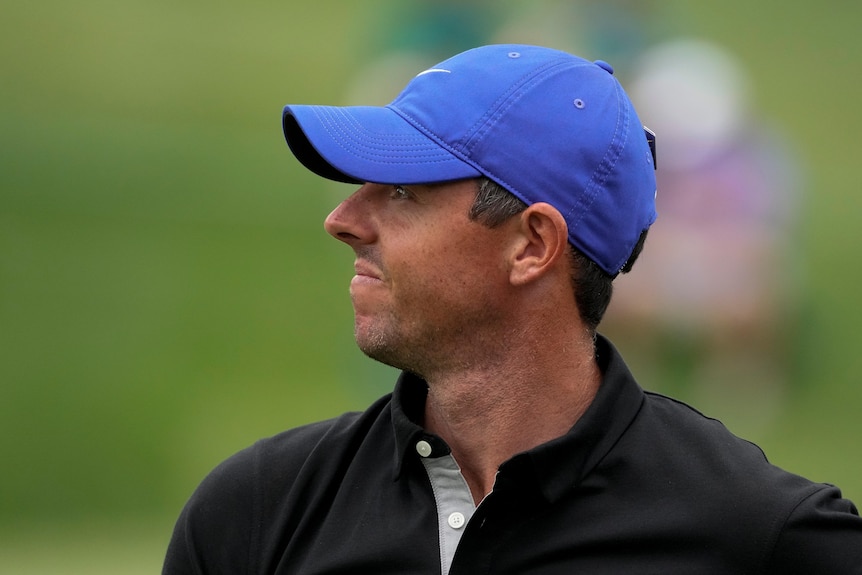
top-left (282, 104), bottom-right (482, 185)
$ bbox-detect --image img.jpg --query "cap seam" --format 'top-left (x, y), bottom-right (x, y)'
top-left (386, 106), bottom-right (485, 173)
top-left (314, 107), bottom-right (457, 164)
top-left (566, 80), bottom-right (630, 271)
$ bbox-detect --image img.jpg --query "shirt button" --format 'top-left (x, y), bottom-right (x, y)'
top-left (447, 512), bottom-right (466, 529)
top-left (415, 440), bottom-right (433, 458)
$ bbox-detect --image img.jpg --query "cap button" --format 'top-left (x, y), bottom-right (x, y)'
top-left (594, 60), bottom-right (614, 75)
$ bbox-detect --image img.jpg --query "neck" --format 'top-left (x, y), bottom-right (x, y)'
top-left (422, 329), bottom-right (601, 504)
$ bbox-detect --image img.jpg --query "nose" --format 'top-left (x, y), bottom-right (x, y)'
top-left (324, 184), bottom-right (377, 246)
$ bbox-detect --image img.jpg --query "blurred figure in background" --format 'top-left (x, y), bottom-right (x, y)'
top-left (603, 38), bottom-right (803, 427)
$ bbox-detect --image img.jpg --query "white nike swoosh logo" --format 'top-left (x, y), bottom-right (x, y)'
top-left (415, 68), bottom-right (451, 77)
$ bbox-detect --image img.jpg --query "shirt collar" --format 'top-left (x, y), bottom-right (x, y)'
top-left (388, 334), bottom-right (645, 495)
top-left (526, 334), bottom-right (645, 502)
top-left (390, 371), bottom-right (443, 480)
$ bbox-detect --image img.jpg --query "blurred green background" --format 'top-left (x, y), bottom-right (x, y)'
top-left (2, 1), bottom-right (860, 572)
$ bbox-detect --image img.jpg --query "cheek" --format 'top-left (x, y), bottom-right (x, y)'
top-left (422, 245), bottom-right (506, 305)
top-left (386, 221), bottom-right (509, 304)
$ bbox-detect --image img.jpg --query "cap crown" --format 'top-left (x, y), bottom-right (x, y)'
top-left (389, 45), bottom-right (656, 275)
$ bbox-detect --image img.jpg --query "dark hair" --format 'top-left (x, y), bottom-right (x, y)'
top-left (468, 177), bottom-right (648, 331)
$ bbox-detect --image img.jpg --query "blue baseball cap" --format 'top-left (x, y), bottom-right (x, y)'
top-left (282, 44), bottom-right (657, 276)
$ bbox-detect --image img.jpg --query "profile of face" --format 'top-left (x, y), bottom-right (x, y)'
top-left (324, 179), bottom-right (514, 377)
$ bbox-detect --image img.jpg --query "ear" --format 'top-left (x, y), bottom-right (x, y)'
top-left (508, 202), bottom-right (569, 286)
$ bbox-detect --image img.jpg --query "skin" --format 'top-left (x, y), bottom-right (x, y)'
top-left (324, 179), bottom-right (601, 504)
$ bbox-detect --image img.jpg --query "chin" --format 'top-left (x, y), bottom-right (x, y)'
top-left (355, 332), bottom-right (416, 375)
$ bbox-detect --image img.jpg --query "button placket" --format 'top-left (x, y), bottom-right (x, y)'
top-left (419, 452), bottom-right (477, 575)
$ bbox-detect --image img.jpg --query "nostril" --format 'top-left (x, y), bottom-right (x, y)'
top-left (324, 184), bottom-right (377, 244)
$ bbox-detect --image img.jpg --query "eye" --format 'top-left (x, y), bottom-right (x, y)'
top-left (390, 185), bottom-right (412, 200)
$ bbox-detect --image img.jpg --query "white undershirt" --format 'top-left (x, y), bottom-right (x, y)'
top-left (416, 440), bottom-right (477, 575)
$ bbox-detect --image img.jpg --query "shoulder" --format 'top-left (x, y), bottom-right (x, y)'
top-left (163, 396), bottom-right (395, 574)
top-left (636, 391), bottom-right (773, 470)
top-left (767, 481), bottom-right (862, 572)
top-left (630, 392), bottom-right (826, 505)
top-left (633, 391), bottom-right (841, 511)
top-left (623, 392), bottom-right (862, 570)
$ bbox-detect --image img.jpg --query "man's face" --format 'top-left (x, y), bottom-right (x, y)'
top-left (323, 179), bottom-right (514, 377)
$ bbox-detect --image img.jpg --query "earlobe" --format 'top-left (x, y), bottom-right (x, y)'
top-left (509, 203), bottom-right (569, 286)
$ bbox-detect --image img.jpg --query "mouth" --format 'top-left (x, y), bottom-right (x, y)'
top-left (351, 260), bottom-right (385, 288)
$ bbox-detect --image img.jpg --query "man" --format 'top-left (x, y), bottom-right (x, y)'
top-left (164, 45), bottom-right (862, 574)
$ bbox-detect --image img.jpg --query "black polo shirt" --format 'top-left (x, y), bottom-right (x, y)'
top-left (163, 336), bottom-right (862, 574)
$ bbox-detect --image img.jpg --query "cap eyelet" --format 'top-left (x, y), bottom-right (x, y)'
top-left (574, 98), bottom-right (586, 109)
top-left (508, 52), bottom-right (521, 59)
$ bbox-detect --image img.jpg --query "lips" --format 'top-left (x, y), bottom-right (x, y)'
top-left (350, 260), bottom-right (386, 291)
top-left (353, 260), bottom-right (383, 281)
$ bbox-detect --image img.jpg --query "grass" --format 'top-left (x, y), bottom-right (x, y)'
top-left (0, 518), bottom-right (171, 575)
